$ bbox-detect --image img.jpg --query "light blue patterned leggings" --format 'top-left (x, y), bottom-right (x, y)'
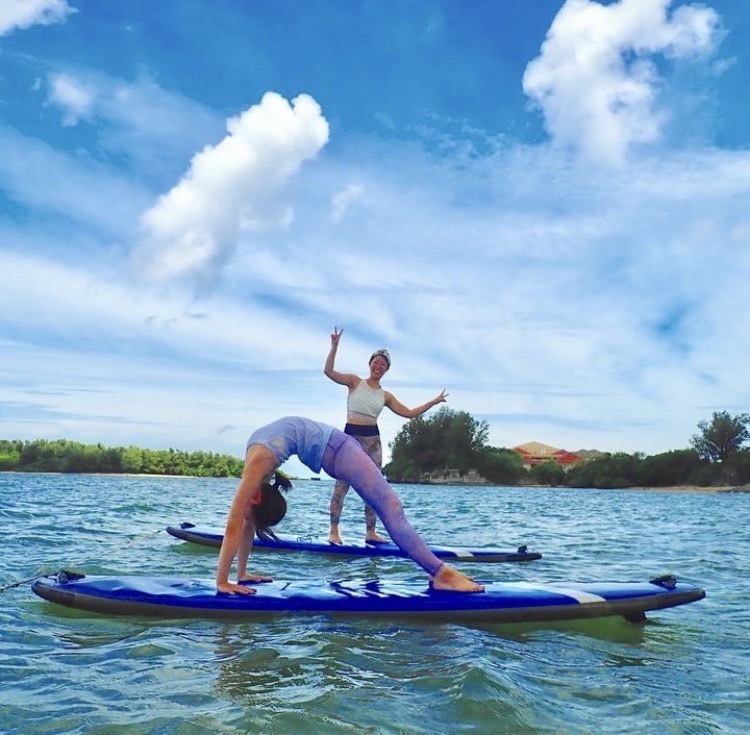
top-left (329, 433), bottom-right (381, 531)
top-left (322, 431), bottom-right (444, 576)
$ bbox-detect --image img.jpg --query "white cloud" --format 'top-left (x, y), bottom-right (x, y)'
top-left (522, 0), bottom-right (722, 166)
top-left (0, 0), bottom-right (74, 35)
top-left (0, 248), bottom-right (325, 368)
top-left (46, 72), bottom-right (95, 126)
top-left (330, 183), bottom-right (365, 223)
top-left (130, 92), bottom-right (330, 289)
top-left (0, 127), bottom-right (151, 241)
top-left (38, 68), bottom-right (223, 175)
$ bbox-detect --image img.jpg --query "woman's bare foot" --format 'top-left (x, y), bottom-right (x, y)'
top-left (238, 573), bottom-right (273, 583)
top-left (430, 565), bottom-right (484, 593)
top-left (328, 530), bottom-right (344, 545)
top-left (365, 533), bottom-right (390, 544)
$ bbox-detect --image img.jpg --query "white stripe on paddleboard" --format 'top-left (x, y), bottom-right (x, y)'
top-left (436, 547), bottom-right (474, 558)
top-left (514, 582), bottom-right (606, 604)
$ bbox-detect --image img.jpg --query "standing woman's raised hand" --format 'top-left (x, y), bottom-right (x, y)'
top-left (331, 326), bottom-right (343, 347)
top-left (434, 389), bottom-right (449, 405)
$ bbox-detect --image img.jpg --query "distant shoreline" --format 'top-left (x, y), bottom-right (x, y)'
top-left (398, 479), bottom-right (749, 492)
top-left (630, 484), bottom-right (750, 494)
top-left (618, 485), bottom-right (724, 493)
top-left (532, 484), bottom-right (749, 493)
top-left (2, 470), bottom-right (748, 492)
top-left (519, 483), bottom-right (748, 493)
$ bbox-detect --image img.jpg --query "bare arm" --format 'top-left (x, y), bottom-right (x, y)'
top-left (384, 389), bottom-right (449, 419)
top-left (216, 488), bottom-right (255, 595)
top-left (324, 326), bottom-right (360, 389)
top-left (216, 448), bottom-right (276, 595)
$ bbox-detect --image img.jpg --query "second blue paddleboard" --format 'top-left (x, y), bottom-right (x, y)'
top-left (166, 522), bottom-right (541, 563)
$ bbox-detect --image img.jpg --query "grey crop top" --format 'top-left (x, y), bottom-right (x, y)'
top-left (246, 417), bottom-right (335, 473)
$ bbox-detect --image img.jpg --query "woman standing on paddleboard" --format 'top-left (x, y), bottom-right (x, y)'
top-left (324, 327), bottom-right (448, 545)
top-left (216, 416), bottom-right (483, 596)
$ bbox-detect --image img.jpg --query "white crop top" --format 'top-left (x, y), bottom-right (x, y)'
top-left (347, 380), bottom-right (386, 421)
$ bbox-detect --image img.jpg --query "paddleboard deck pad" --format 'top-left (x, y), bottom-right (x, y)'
top-left (32, 571), bottom-right (704, 623)
top-left (166, 522), bottom-right (541, 563)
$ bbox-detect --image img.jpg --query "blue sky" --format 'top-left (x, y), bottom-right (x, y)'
top-left (1, 0), bottom-right (749, 475)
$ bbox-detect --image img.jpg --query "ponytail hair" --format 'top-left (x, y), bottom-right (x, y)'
top-left (254, 472), bottom-right (292, 541)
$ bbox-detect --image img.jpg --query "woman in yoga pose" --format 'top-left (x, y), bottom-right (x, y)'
top-left (216, 416), bottom-right (483, 595)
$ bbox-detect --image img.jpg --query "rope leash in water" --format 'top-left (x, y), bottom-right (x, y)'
top-left (0, 573), bottom-right (55, 593)
top-left (0, 526), bottom-right (165, 594)
top-left (104, 526), bottom-right (165, 555)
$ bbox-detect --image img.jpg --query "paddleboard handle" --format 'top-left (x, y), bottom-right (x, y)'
top-left (58, 569), bottom-right (86, 583)
top-left (256, 528), bottom-right (281, 542)
top-left (649, 574), bottom-right (677, 590)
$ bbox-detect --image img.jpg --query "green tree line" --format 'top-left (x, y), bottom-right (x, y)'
top-left (0, 438), bottom-right (244, 477)
top-left (3, 409), bottom-right (749, 487)
top-left (384, 408), bottom-right (750, 488)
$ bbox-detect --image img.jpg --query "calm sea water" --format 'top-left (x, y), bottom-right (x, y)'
top-left (1, 472), bottom-right (749, 735)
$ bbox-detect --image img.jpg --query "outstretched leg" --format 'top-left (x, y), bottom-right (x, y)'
top-left (324, 434), bottom-right (483, 592)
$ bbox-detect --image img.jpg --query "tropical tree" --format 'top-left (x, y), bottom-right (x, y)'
top-left (690, 411), bottom-right (750, 464)
top-left (729, 448), bottom-right (750, 485)
top-left (476, 446), bottom-right (526, 485)
top-left (385, 407), bottom-right (489, 481)
top-left (530, 460), bottom-right (566, 486)
top-left (0, 438), bottom-right (244, 477)
top-left (635, 449), bottom-right (706, 487)
top-left (566, 452), bottom-right (642, 489)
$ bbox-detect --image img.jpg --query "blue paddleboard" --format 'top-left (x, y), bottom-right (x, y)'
top-left (166, 522), bottom-right (541, 563)
top-left (32, 571), bottom-right (704, 623)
